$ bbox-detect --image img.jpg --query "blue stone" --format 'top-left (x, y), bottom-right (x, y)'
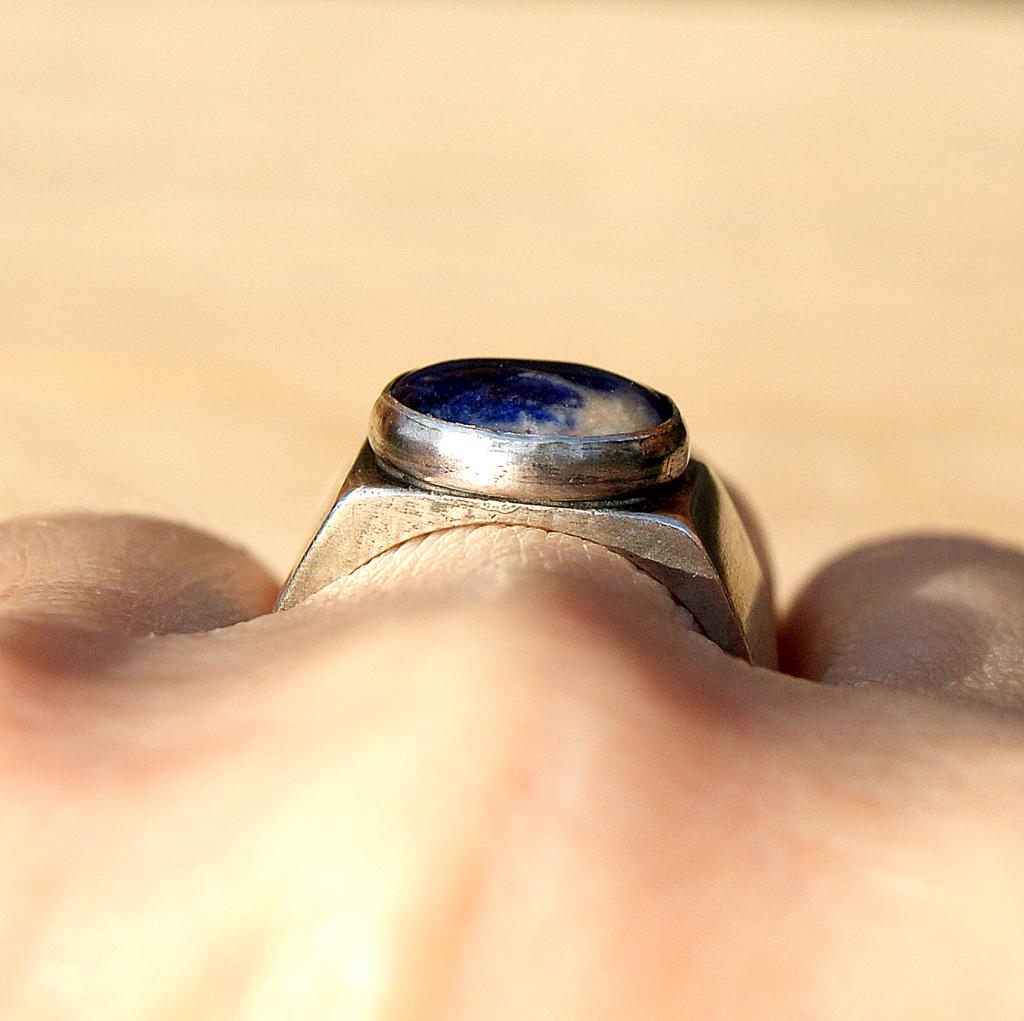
top-left (392, 360), bottom-right (668, 436)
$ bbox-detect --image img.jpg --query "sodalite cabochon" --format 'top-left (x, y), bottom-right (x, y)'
top-left (392, 361), bottom-right (668, 437)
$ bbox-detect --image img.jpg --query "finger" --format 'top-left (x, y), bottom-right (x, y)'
top-left (780, 534), bottom-right (1024, 710)
top-left (324, 523), bottom-right (702, 641)
top-left (0, 514), bottom-right (277, 674)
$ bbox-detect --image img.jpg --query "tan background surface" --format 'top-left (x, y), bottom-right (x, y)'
top-left (2, 1), bottom-right (1022, 602)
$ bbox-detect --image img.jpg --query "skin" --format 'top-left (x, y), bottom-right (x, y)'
top-left (1, 513), bottom-right (1023, 1019)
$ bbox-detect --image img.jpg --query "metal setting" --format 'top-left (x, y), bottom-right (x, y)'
top-left (277, 359), bottom-right (776, 667)
top-left (370, 360), bottom-right (689, 505)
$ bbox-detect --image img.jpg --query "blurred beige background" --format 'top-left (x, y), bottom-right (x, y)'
top-left (2, 1), bottom-right (1022, 602)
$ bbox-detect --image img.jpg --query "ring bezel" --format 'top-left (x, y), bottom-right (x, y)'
top-left (368, 359), bottom-right (689, 504)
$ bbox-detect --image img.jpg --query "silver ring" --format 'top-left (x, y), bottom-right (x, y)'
top-left (277, 358), bottom-right (776, 666)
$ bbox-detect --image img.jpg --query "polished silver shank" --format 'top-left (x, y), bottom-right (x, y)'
top-left (369, 388), bottom-right (689, 505)
top-left (277, 444), bottom-right (776, 667)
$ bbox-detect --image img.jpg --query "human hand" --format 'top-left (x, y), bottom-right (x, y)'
top-left (2, 511), bottom-right (1023, 1018)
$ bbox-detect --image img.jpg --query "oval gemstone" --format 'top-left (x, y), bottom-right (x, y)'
top-left (391, 360), bottom-right (668, 436)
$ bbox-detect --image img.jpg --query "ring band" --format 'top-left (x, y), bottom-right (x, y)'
top-left (277, 358), bottom-right (776, 667)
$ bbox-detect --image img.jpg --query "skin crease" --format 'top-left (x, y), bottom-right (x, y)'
top-left (1, 518), bottom-right (1024, 1018)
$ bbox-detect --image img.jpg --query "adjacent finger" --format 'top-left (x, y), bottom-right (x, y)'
top-left (780, 535), bottom-right (1024, 711)
top-left (0, 514), bottom-right (277, 674)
